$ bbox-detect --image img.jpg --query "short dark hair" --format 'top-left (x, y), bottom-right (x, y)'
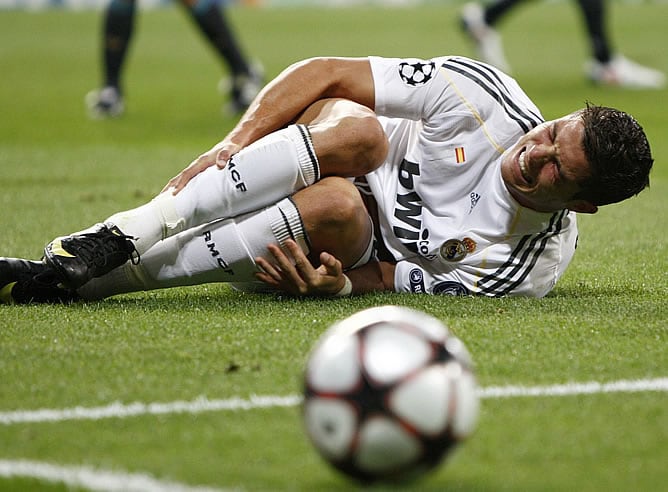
top-left (574, 103), bottom-right (653, 206)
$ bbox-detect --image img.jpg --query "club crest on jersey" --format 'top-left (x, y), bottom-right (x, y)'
top-left (439, 237), bottom-right (477, 262)
top-left (398, 60), bottom-right (436, 87)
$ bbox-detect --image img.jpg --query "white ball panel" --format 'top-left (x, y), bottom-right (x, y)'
top-left (390, 365), bottom-right (451, 435)
top-left (337, 305), bottom-right (447, 343)
top-left (450, 369), bottom-right (480, 439)
top-left (304, 397), bottom-right (357, 460)
top-left (445, 335), bottom-right (474, 368)
top-left (307, 331), bottom-right (360, 393)
top-left (355, 416), bottom-right (421, 472)
top-left (364, 324), bottom-right (431, 384)
top-left (403, 309), bottom-right (450, 343)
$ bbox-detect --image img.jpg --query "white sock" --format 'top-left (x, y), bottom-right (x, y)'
top-left (78, 198), bottom-right (308, 299)
top-left (104, 124), bottom-right (317, 255)
top-left (104, 191), bottom-right (183, 255)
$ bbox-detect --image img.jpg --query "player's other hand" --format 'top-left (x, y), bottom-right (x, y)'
top-left (255, 240), bottom-right (347, 296)
top-left (161, 141), bottom-right (242, 195)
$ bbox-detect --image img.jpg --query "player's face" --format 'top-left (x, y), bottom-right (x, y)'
top-left (500, 113), bottom-right (595, 213)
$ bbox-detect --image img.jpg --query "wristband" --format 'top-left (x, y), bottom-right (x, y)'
top-left (333, 274), bottom-right (353, 297)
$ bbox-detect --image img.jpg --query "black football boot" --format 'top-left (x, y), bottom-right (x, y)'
top-left (0, 257), bottom-right (78, 304)
top-left (43, 223), bottom-right (139, 289)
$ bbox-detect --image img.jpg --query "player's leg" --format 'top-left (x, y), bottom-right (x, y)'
top-left (105, 123), bottom-right (320, 254)
top-left (43, 123), bottom-right (319, 290)
top-left (296, 98), bottom-right (389, 179)
top-left (76, 177), bottom-right (372, 300)
top-left (460, 0), bottom-right (524, 73)
top-left (44, 100), bottom-right (384, 288)
top-left (481, 0), bottom-right (524, 25)
top-left (179, 0), bottom-right (263, 113)
top-left (288, 175), bottom-right (374, 270)
top-left (124, 98), bottom-right (383, 242)
top-left (50, 99), bottom-right (382, 251)
top-left (578, 0), bottom-right (665, 89)
top-left (148, 98), bottom-right (383, 235)
top-left (0, 257), bottom-right (78, 304)
top-left (77, 197), bottom-right (305, 298)
top-left (575, 0), bottom-right (611, 64)
top-left (86, 0), bottom-right (137, 118)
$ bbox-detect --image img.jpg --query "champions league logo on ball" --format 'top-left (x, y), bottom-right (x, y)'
top-left (398, 60), bottom-right (436, 86)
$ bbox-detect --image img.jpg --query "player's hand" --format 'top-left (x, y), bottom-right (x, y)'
top-left (161, 142), bottom-right (242, 195)
top-left (255, 240), bottom-right (348, 296)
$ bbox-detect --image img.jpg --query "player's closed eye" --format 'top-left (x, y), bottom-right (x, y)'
top-left (549, 123), bottom-right (565, 180)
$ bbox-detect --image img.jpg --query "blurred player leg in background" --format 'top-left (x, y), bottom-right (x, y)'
top-left (576, 0), bottom-right (664, 89)
top-left (459, 0), bottom-right (512, 73)
top-left (460, 0), bottom-right (665, 89)
top-left (86, 0), bottom-right (263, 119)
top-left (85, 0), bottom-right (135, 118)
top-left (181, 0), bottom-right (264, 114)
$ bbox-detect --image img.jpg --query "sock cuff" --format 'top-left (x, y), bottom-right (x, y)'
top-left (267, 197), bottom-right (310, 256)
top-left (286, 124), bottom-right (320, 186)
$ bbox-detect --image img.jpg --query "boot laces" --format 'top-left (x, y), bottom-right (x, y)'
top-left (67, 231), bottom-right (140, 268)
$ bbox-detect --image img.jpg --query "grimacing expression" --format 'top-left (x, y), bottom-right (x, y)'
top-left (501, 113), bottom-right (596, 214)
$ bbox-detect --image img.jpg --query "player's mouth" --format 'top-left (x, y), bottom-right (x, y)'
top-left (518, 148), bottom-right (533, 185)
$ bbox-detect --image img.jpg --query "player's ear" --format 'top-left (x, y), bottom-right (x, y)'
top-left (568, 200), bottom-right (598, 214)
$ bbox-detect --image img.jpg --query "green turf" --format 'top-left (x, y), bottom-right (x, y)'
top-left (0, 3), bottom-right (667, 491)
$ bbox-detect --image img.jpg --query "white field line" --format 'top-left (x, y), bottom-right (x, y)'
top-left (1, 378), bottom-right (666, 492)
top-left (477, 377), bottom-right (668, 398)
top-left (0, 377), bottom-right (666, 426)
top-left (0, 459), bottom-right (233, 492)
top-left (0, 395), bottom-right (303, 425)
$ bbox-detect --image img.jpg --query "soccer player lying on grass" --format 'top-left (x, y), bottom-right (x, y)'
top-left (0, 56), bottom-right (653, 304)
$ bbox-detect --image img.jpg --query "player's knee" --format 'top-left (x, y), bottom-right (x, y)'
top-left (294, 177), bottom-right (371, 267)
top-left (355, 114), bottom-right (389, 173)
top-left (311, 101), bottom-right (388, 177)
top-left (338, 186), bottom-right (367, 228)
top-left (302, 178), bottom-right (366, 233)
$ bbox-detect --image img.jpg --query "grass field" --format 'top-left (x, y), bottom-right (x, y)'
top-left (0, 2), bottom-right (667, 490)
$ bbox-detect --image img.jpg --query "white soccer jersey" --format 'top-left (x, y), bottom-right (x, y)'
top-left (365, 56), bottom-right (578, 297)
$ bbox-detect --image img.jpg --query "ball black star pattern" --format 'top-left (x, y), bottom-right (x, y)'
top-left (398, 60), bottom-right (436, 86)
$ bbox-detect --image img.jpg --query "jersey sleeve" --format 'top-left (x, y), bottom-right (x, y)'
top-left (369, 55), bottom-right (543, 148)
top-left (369, 56), bottom-right (455, 121)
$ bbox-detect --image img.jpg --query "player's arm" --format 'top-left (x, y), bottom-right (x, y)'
top-left (346, 260), bottom-right (396, 294)
top-left (226, 57), bottom-right (376, 150)
top-left (164, 57), bottom-right (375, 194)
top-left (255, 240), bottom-right (394, 296)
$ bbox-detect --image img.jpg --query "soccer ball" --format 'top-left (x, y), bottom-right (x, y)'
top-left (302, 305), bottom-right (479, 483)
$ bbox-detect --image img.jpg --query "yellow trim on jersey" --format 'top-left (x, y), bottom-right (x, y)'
top-left (439, 65), bottom-right (507, 292)
top-left (438, 66), bottom-right (506, 155)
top-left (507, 206), bottom-right (523, 237)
